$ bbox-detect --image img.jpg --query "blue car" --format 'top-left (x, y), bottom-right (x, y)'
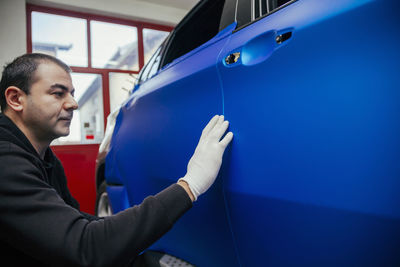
top-left (95, 0), bottom-right (400, 265)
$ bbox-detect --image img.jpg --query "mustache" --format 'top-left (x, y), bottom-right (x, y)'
top-left (58, 113), bottom-right (73, 120)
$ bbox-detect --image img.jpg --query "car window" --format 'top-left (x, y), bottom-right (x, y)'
top-left (237, 0), bottom-right (295, 29)
top-left (219, 0), bottom-right (238, 31)
top-left (236, 0), bottom-right (252, 29)
top-left (161, 0), bottom-right (227, 67)
top-left (146, 52), bottom-right (162, 80)
top-left (137, 45), bottom-right (162, 85)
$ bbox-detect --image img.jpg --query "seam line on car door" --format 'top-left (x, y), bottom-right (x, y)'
top-left (215, 29), bottom-right (244, 267)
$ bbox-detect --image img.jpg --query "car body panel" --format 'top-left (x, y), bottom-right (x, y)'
top-left (106, 185), bottom-right (130, 213)
top-left (103, 0), bottom-right (400, 265)
top-left (218, 0), bottom-right (400, 265)
top-left (105, 25), bottom-right (239, 266)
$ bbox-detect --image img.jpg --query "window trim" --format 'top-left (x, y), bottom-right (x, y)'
top-left (137, 44), bottom-right (163, 85)
top-left (219, 0), bottom-right (237, 31)
top-left (27, 4), bottom-right (173, 71)
top-left (159, 0), bottom-right (228, 69)
top-left (159, 0), bottom-right (205, 69)
top-left (138, 0), bottom-right (237, 84)
top-left (233, 0), bottom-right (298, 33)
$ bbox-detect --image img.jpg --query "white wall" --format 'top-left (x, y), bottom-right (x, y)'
top-left (27, 0), bottom-right (191, 26)
top-left (0, 0), bottom-right (27, 77)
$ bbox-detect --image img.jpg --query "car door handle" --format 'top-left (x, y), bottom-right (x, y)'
top-left (224, 29), bottom-right (293, 67)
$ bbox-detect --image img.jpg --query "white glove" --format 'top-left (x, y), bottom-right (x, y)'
top-left (179, 115), bottom-right (233, 201)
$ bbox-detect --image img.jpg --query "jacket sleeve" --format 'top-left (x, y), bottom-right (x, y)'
top-left (0, 143), bottom-right (192, 267)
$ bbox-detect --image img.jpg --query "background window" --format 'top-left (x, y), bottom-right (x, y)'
top-left (143, 28), bottom-right (169, 65)
top-left (108, 72), bottom-right (136, 112)
top-left (90, 21), bottom-right (138, 70)
top-left (31, 11), bottom-right (88, 67)
top-left (52, 73), bottom-right (104, 145)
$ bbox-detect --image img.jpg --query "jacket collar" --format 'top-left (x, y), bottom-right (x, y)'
top-left (0, 113), bottom-right (54, 167)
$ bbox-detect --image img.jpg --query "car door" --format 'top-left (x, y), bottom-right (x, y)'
top-left (105, 0), bottom-right (240, 265)
top-left (217, 0), bottom-right (400, 265)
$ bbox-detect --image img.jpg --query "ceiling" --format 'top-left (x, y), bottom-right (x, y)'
top-left (136, 0), bottom-right (199, 10)
top-left (26, 0), bottom-right (200, 26)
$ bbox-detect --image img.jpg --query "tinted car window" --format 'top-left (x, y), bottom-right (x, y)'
top-left (219, 0), bottom-right (237, 31)
top-left (237, 0), bottom-right (295, 29)
top-left (236, 0), bottom-right (251, 28)
top-left (161, 0), bottom-right (226, 67)
top-left (270, 0), bottom-right (292, 11)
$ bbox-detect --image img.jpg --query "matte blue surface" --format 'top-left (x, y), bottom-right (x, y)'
top-left (106, 185), bottom-right (130, 214)
top-left (105, 0), bottom-right (400, 265)
top-left (106, 25), bottom-right (239, 266)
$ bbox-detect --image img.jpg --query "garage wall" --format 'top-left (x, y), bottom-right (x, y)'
top-left (0, 0), bottom-right (27, 77)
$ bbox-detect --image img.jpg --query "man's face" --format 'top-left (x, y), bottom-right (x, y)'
top-left (22, 61), bottom-right (78, 142)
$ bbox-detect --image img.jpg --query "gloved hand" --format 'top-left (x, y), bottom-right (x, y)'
top-left (179, 115), bottom-right (233, 201)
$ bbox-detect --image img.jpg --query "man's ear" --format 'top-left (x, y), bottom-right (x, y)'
top-left (5, 86), bottom-right (26, 112)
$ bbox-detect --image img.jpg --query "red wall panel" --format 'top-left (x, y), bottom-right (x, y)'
top-left (52, 145), bottom-right (99, 214)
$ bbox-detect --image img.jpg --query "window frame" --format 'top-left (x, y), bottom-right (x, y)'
top-left (159, 0), bottom-right (229, 69)
top-left (234, 0), bottom-right (297, 32)
top-left (137, 44), bottom-right (164, 85)
top-left (136, 0), bottom-right (237, 88)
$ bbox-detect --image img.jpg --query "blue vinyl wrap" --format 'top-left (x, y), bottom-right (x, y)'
top-left (105, 0), bottom-right (400, 265)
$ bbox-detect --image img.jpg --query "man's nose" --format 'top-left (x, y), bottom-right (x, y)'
top-left (64, 94), bottom-right (79, 110)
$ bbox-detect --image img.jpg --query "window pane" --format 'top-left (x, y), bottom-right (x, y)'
top-left (52, 73), bottom-right (104, 145)
top-left (236, 0), bottom-right (252, 28)
top-left (270, 0), bottom-right (292, 11)
top-left (255, 0), bottom-right (261, 19)
top-left (162, 0), bottom-right (226, 67)
top-left (143, 28), bottom-right (169, 65)
top-left (109, 73), bottom-right (136, 112)
top-left (139, 46), bottom-right (161, 84)
top-left (91, 21), bottom-right (138, 70)
top-left (32, 12), bottom-right (88, 67)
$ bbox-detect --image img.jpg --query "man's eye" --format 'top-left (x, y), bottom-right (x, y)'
top-left (53, 92), bottom-right (64, 97)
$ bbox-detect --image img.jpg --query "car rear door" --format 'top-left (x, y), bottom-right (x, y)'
top-left (217, 0), bottom-right (400, 265)
top-left (106, 0), bottom-right (240, 265)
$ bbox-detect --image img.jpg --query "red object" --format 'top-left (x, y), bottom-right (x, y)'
top-left (26, 3), bottom-right (173, 214)
top-left (52, 145), bottom-right (99, 214)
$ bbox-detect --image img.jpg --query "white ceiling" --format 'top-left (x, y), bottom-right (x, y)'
top-left (27, 0), bottom-right (200, 25)
top-left (136, 0), bottom-right (199, 10)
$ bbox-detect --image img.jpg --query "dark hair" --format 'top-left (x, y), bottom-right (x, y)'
top-left (0, 53), bottom-right (71, 111)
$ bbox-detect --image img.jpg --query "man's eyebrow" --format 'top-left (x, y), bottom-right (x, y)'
top-left (50, 83), bottom-right (69, 91)
top-left (50, 83), bottom-right (75, 94)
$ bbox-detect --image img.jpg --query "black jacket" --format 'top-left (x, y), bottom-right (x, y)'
top-left (0, 114), bottom-right (192, 266)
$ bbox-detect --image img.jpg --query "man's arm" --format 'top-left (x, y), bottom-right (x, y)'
top-left (0, 115), bottom-right (232, 266)
top-left (0, 143), bottom-right (191, 266)
top-left (177, 180), bottom-right (195, 202)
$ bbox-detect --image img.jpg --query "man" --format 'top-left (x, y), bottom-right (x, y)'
top-left (0, 53), bottom-right (233, 266)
